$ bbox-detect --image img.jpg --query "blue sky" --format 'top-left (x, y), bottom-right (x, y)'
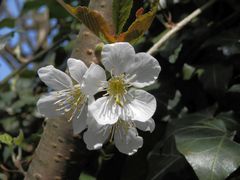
top-left (0, 0), bottom-right (59, 81)
top-left (0, 0), bottom-right (23, 81)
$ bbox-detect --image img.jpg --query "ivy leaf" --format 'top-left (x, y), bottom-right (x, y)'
top-left (117, 6), bottom-right (157, 44)
top-left (174, 112), bottom-right (240, 180)
top-left (0, 133), bottom-right (13, 146)
top-left (228, 84), bottom-right (240, 93)
top-left (147, 136), bottom-right (198, 180)
top-left (13, 130), bottom-right (24, 146)
top-left (57, 0), bottom-right (116, 43)
top-left (112, 0), bottom-right (133, 34)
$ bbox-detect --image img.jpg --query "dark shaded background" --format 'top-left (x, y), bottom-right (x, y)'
top-left (0, 0), bottom-right (240, 179)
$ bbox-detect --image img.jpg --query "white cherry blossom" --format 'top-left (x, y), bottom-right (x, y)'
top-left (84, 42), bottom-right (160, 154)
top-left (83, 116), bottom-right (155, 155)
top-left (37, 58), bottom-right (106, 135)
top-left (89, 42), bottom-right (161, 125)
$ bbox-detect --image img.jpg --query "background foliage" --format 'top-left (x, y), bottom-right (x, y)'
top-left (0, 0), bottom-right (240, 179)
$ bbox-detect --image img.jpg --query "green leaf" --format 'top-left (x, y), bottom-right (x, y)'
top-left (167, 90), bottom-right (182, 110)
top-left (0, 91), bottom-right (17, 104)
top-left (22, 0), bottom-right (45, 11)
top-left (112, 0), bottom-right (133, 34)
top-left (13, 130), bottom-right (24, 146)
top-left (199, 63), bottom-right (233, 97)
top-left (147, 136), bottom-right (195, 180)
top-left (0, 117), bottom-right (19, 132)
top-left (228, 84), bottom-right (240, 93)
top-left (216, 112), bottom-right (240, 132)
top-left (169, 43), bottom-right (183, 64)
top-left (0, 18), bottom-right (15, 28)
top-left (174, 112), bottom-right (240, 180)
top-left (79, 173), bottom-right (96, 180)
top-left (0, 133), bottom-right (13, 146)
top-left (182, 64), bottom-right (195, 80)
top-left (202, 28), bottom-right (240, 56)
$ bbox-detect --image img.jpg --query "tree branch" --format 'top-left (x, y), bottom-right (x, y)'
top-left (147, 0), bottom-right (217, 55)
top-left (0, 34), bottom-right (69, 88)
top-left (24, 0), bottom-right (114, 179)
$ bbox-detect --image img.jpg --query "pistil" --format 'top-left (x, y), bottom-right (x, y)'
top-left (107, 75), bottom-right (127, 106)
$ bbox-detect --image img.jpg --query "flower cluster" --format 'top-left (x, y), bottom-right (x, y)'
top-left (37, 42), bottom-right (161, 155)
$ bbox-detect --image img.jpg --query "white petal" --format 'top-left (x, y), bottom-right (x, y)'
top-left (82, 63), bottom-right (106, 96)
top-left (38, 65), bottom-right (72, 90)
top-left (89, 97), bottom-right (121, 125)
top-left (83, 117), bottom-right (111, 150)
top-left (134, 118), bottom-right (155, 133)
top-left (67, 58), bottom-right (88, 84)
top-left (128, 90), bottom-right (157, 122)
top-left (114, 126), bottom-right (143, 155)
top-left (72, 103), bottom-right (87, 135)
top-left (126, 53), bottom-right (161, 88)
top-left (37, 93), bottom-right (63, 118)
top-left (88, 96), bottom-right (95, 105)
top-left (101, 42), bottom-right (135, 75)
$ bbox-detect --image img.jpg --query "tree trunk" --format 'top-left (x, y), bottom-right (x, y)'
top-left (25, 0), bottom-right (114, 179)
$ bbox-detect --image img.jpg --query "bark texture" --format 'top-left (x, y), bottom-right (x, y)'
top-left (25, 0), bottom-right (114, 179)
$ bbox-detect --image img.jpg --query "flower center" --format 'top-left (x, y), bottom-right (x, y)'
top-left (69, 85), bottom-right (85, 106)
top-left (55, 85), bottom-right (86, 121)
top-left (107, 75), bottom-right (127, 107)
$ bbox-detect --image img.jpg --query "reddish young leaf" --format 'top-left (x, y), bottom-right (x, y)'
top-left (117, 7), bottom-right (157, 44)
top-left (57, 0), bottom-right (116, 43)
top-left (135, 7), bottom-right (144, 18)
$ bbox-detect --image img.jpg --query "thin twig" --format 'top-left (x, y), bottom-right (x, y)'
top-left (0, 34), bottom-right (69, 87)
top-left (11, 148), bottom-right (26, 176)
top-left (147, 0), bottom-right (217, 55)
top-left (0, 52), bottom-right (18, 69)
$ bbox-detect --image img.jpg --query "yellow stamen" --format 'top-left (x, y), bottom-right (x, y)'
top-left (55, 85), bottom-right (86, 122)
top-left (107, 75), bottom-right (126, 106)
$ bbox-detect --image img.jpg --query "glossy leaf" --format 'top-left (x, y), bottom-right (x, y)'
top-left (112, 0), bottom-right (133, 34)
top-left (147, 136), bottom-right (197, 180)
top-left (174, 112), bottom-right (240, 180)
top-left (228, 84), bottom-right (240, 93)
top-left (199, 63), bottom-right (233, 97)
top-left (57, 0), bottom-right (115, 43)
